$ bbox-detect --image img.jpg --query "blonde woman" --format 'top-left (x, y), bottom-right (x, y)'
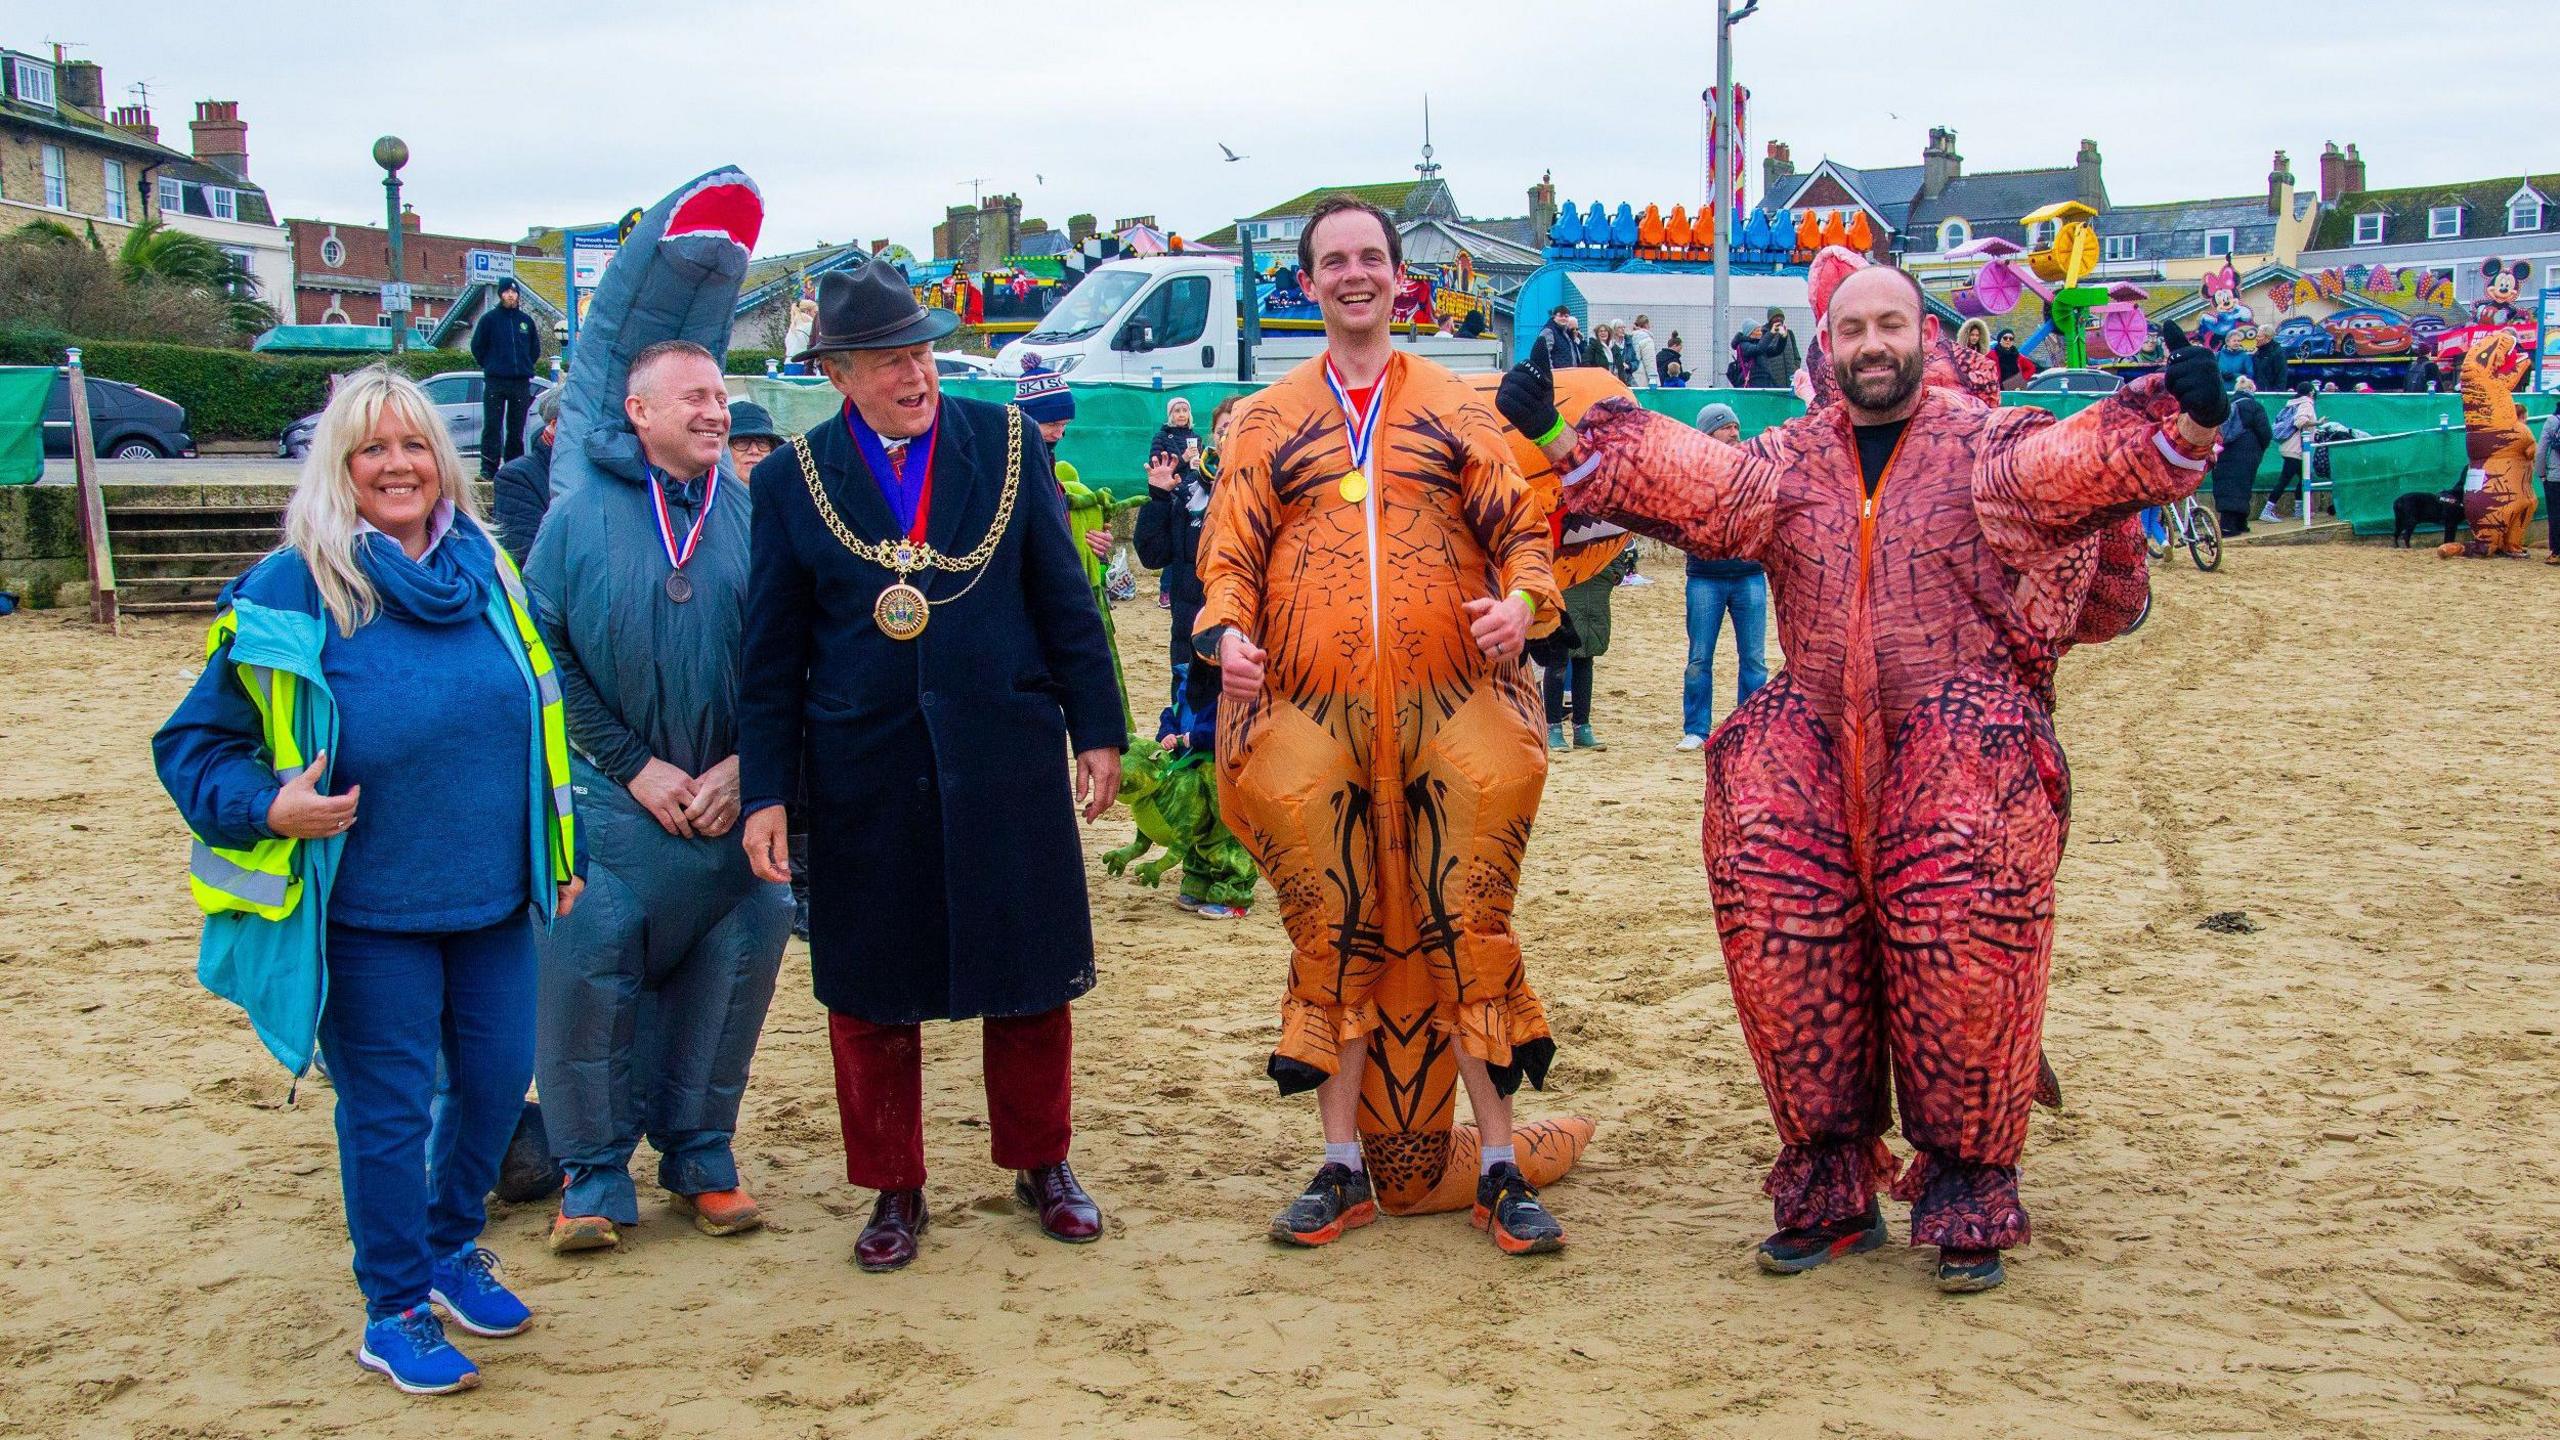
top-left (154, 366), bottom-right (581, 1396)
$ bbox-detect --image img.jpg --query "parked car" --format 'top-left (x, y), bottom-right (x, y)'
top-left (2018, 367), bottom-right (2124, 394)
top-left (2272, 316), bottom-right (2333, 359)
top-left (41, 373), bottom-right (195, 459)
top-left (2406, 314), bottom-right (2450, 353)
top-left (2320, 309), bottom-right (2412, 358)
top-left (278, 371), bottom-right (554, 460)
top-left (934, 351), bottom-right (996, 379)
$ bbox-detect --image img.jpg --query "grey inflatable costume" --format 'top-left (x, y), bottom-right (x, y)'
top-left (523, 168), bottom-right (791, 1225)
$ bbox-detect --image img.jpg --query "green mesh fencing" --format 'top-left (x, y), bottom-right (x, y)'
top-left (0, 367), bottom-right (49, 486)
top-left (746, 374), bottom-right (2551, 510)
top-left (2319, 428), bottom-right (2472, 535)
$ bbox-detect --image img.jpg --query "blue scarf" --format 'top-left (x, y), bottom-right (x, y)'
top-left (357, 515), bottom-right (496, 626)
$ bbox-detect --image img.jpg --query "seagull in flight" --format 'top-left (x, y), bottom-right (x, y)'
top-left (1219, 143), bottom-right (1247, 162)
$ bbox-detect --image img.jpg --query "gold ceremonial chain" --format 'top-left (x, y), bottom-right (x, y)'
top-left (793, 405), bottom-right (1023, 639)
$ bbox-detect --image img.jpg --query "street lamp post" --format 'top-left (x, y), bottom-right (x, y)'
top-left (1709, 0), bottom-right (1758, 384)
top-left (374, 135), bottom-right (409, 355)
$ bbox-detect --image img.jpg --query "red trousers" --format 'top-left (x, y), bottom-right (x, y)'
top-left (825, 1006), bottom-right (1073, 1191)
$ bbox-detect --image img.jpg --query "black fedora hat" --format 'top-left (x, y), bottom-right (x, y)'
top-left (792, 259), bottom-right (959, 360)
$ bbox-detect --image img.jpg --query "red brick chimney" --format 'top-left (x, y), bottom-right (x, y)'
top-left (2318, 142), bottom-right (2345, 203)
top-left (401, 205), bottom-right (421, 232)
top-left (110, 104), bottom-right (157, 143)
top-left (2343, 144), bottom-right (2366, 196)
top-left (1762, 140), bottom-right (1795, 203)
top-left (190, 100), bottom-right (250, 180)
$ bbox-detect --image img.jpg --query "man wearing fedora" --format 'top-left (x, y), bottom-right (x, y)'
top-left (736, 259), bottom-right (1127, 1272)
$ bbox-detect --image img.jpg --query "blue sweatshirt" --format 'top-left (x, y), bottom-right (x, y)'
top-left (321, 606), bottom-right (533, 931)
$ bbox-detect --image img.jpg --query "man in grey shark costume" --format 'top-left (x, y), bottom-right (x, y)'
top-left (523, 168), bottom-right (793, 1253)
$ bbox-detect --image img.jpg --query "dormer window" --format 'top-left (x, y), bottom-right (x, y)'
top-left (2353, 213), bottom-right (2385, 246)
top-left (2103, 234), bottom-right (2137, 262)
top-left (2204, 229), bottom-right (2236, 257)
top-left (2428, 206), bottom-right (2463, 239)
top-left (1937, 218), bottom-right (1969, 251)
top-left (2510, 194), bottom-right (2545, 233)
top-left (11, 57), bottom-right (55, 109)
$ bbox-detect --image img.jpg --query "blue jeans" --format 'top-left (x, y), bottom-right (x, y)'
top-left (1684, 572), bottom-right (1769, 737)
top-left (319, 915), bottom-right (537, 1319)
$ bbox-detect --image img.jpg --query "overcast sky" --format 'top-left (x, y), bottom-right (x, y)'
top-left (33, 0), bottom-right (2560, 255)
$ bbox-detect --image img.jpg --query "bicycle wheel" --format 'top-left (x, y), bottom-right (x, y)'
top-left (2185, 503), bottom-right (2223, 572)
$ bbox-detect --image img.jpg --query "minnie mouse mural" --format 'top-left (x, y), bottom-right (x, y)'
top-left (2192, 261), bottom-right (2257, 373)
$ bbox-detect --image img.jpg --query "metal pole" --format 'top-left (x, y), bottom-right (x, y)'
top-left (374, 136), bottom-right (410, 355)
top-left (64, 347), bottom-right (117, 628)
top-left (1237, 221), bottom-right (1259, 382)
top-left (1710, 0), bottom-right (1759, 386)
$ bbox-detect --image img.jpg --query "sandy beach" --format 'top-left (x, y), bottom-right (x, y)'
top-left (1, 540), bottom-right (2553, 1439)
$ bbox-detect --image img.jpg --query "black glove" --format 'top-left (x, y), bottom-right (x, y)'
top-left (1525, 608), bottom-right (1583, 671)
top-left (2158, 322), bottom-right (2229, 428)
top-left (1497, 354), bottom-right (1562, 443)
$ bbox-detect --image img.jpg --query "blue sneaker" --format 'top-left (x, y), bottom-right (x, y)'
top-left (358, 1305), bottom-right (479, 1395)
top-left (429, 1246), bottom-right (532, 1337)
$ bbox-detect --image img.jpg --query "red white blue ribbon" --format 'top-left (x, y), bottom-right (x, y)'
top-left (649, 465), bottom-right (720, 572)
top-left (1321, 358), bottom-right (1386, 481)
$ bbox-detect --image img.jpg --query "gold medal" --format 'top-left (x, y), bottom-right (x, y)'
top-left (874, 582), bottom-right (929, 640)
top-left (1338, 467), bottom-right (1370, 504)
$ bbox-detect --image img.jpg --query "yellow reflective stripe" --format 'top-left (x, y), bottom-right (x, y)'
top-left (491, 553), bottom-right (577, 881)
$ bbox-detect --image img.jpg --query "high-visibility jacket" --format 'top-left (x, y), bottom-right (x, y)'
top-left (154, 536), bottom-right (577, 1074)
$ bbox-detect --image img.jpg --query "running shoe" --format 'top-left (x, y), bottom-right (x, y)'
top-left (1472, 1161), bottom-right (1566, 1255)
top-left (358, 1305), bottom-right (479, 1395)
top-left (1270, 1162), bottom-right (1376, 1247)
top-left (1755, 1199), bottom-right (1887, 1274)
top-left (429, 1246), bottom-right (531, 1337)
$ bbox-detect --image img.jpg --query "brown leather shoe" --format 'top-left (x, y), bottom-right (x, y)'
top-left (1014, 1162), bottom-right (1103, 1244)
top-left (854, 1189), bottom-right (927, 1272)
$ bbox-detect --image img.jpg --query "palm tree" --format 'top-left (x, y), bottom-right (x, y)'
top-left (113, 219), bottom-right (277, 334)
top-left (11, 218), bottom-right (89, 247)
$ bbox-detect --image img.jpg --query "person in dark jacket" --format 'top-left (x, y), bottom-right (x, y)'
top-left (469, 279), bottom-right (545, 479)
top-left (2212, 374), bottom-right (2273, 535)
top-left (1531, 305), bottom-right (1585, 370)
top-left (491, 385), bottom-right (563, 570)
top-left (1137, 394), bottom-right (1233, 714)
top-left (1991, 329), bottom-right (2025, 386)
top-left (2404, 351), bottom-right (2446, 393)
top-left (1655, 333), bottom-right (1685, 386)
top-left (736, 261), bottom-right (1127, 1273)
top-left (1145, 397), bottom-right (1201, 608)
top-left (2250, 336), bottom-right (2288, 395)
top-left (1545, 544), bottom-right (1634, 752)
top-left (1736, 309), bottom-right (1800, 388)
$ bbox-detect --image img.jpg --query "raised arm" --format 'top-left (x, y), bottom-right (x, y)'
top-left (1973, 368), bottom-right (2219, 565)
top-left (1495, 360), bottom-right (1784, 564)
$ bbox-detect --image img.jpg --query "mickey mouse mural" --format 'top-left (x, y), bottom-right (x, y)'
top-left (2474, 258), bottom-right (2532, 327)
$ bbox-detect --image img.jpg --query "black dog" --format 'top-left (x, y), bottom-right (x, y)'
top-left (2392, 487), bottom-right (2465, 547)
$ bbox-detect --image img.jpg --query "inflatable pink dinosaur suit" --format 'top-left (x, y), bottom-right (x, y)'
top-left (1500, 248), bottom-right (2209, 1289)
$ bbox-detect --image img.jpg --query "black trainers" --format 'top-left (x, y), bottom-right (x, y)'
top-left (1935, 1247), bottom-right (2007, 1293)
top-left (1269, 1162), bottom-right (1377, 1247)
top-left (1472, 1161), bottom-right (1566, 1255)
top-left (1755, 1199), bottom-right (1888, 1274)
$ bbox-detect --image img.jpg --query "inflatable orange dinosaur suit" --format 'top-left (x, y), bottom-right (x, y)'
top-left (1197, 350), bottom-right (1594, 1215)
top-left (2442, 330), bottom-right (2538, 559)
top-left (1555, 259), bottom-right (2209, 1252)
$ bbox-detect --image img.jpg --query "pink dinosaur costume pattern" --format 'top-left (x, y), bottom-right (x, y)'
top-left (1561, 294), bottom-right (2209, 1250)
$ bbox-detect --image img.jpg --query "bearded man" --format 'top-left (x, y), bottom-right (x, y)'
top-left (1498, 258), bottom-right (2229, 1293)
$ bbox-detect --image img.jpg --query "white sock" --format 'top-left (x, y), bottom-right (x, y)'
top-left (1479, 1144), bottom-right (1516, 1176)
top-left (1323, 1141), bottom-right (1363, 1172)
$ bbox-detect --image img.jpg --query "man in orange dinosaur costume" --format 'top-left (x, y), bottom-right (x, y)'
top-left (2440, 330), bottom-right (2538, 559)
top-left (1498, 254), bottom-right (2229, 1293)
top-left (1196, 195), bottom-right (1577, 1256)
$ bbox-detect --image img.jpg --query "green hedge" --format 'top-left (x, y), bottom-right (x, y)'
top-left (0, 330), bottom-right (473, 442)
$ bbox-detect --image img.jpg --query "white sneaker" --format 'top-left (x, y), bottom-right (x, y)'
top-left (1676, 734), bottom-right (1705, 752)
top-left (2258, 505), bottom-right (2280, 523)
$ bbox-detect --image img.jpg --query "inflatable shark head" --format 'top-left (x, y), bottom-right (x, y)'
top-left (551, 166), bottom-right (765, 504)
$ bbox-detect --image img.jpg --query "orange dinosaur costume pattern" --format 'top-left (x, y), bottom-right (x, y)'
top-left (2441, 330), bottom-right (2538, 559)
top-left (1560, 334), bottom-right (2210, 1251)
top-left (1198, 350), bottom-right (1582, 1214)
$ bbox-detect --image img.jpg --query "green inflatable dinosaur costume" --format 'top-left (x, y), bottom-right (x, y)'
top-left (1105, 736), bottom-right (1258, 910)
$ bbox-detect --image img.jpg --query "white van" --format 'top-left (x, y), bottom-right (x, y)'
top-left (993, 256), bottom-right (1499, 381)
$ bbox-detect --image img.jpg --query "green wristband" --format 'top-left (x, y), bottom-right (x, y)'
top-left (1532, 417), bottom-right (1569, 450)
top-left (1509, 589), bottom-right (1537, 615)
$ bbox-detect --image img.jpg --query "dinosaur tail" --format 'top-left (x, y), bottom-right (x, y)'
top-left (1378, 1116), bottom-right (1596, 1217)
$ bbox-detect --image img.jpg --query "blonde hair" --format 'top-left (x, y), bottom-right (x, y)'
top-left (284, 365), bottom-right (482, 636)
top-left (1166, 396), bottom-right (1193, 425)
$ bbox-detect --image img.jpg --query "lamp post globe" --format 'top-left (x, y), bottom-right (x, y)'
top-left (372, 135), bottom-right (408, 174)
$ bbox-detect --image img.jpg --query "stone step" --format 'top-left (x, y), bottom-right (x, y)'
top-left (121, 599), bottom-right (220, 616)
top-left (111, 526), bottom-right (280, 555)
top-left (115, 551), bottom-right (270, 581)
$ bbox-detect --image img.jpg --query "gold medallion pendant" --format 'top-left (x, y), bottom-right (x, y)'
top-left (874, 582), bottom-right (930, 640)
top-left (1338, 467), bottom-right (1370, 504)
